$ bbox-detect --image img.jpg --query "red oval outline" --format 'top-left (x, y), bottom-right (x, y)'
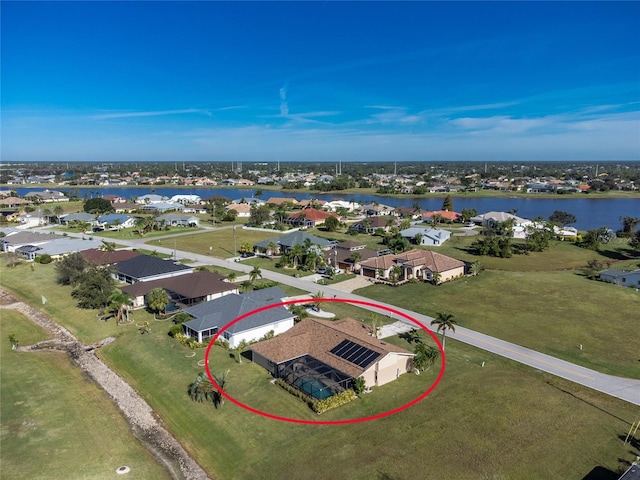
top-left (204, 297), bottom-right (445, 425)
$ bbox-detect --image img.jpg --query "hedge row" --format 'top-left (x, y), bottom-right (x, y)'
top-left (312, 389), bottom-right (356, 414)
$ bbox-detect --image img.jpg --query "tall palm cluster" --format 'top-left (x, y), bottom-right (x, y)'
top-left (188, 371), bottom-right (229, 408)
top-left (275, 239), bottom-right (327, 272)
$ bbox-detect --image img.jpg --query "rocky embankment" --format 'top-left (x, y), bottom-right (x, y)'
top-left (0, 289), bottom-right (210, 480)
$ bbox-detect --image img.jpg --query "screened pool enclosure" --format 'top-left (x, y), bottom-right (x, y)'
top-left (277, 355), bottom-right (353, 400)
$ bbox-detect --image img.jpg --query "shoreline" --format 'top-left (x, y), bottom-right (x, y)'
top-left (3, 183), bottom-right (639, 199)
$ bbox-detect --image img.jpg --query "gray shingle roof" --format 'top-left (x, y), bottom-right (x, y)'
top-left (115, 255), bottom-right (192, 280)
top-left (254, 231), bottom-right (333, 250)
top-left (182, 287), bottom-right (291, 334)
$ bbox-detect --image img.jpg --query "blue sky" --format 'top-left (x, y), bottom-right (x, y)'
top-left (2, 1), bottom-right (639, 163)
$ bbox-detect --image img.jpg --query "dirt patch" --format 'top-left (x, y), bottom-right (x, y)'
top-left (0, 288), bottom-right (211, 480)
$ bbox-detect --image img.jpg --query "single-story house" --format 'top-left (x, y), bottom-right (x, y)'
top-left (250, 317), bottom-right (414, 398)
top-left (395, 207), bottom-right (422, 219)
top-left (61, 212), bottom-right (97, 225)
top-left (170, 194), bottom-right (202, 205)
top-left (25, 190), bottom-right (69, 203)
top-left (297, 199), bottom-right (327, 209)
top-left (0, 231), bottom-right (64, 252)
top-left (0, 197), bottom-right (32, 208)
top-left (399, 227), bottom-right (451, 246)
top-left (362, 203), bottom-right (396, 216)
top-left (113, 203), bottom-right (139, 213)
top-left (265, 197), bottom-right (299, 207)
top-left (136, 194), bottom-right (169, 204)
top-left (422, 210), bottom-right (461, 222)
top-left (96, 214), bottom-right (136, 229)
top-left (323, 240), bottom-right (381, 272)
top-left (15, 237), bottom-right (103, 261)
top-left (140, 202), bottom-right (184, 213)
top-left (253, 231), bottom-right (334, 256)
top-left (324, 200), bottom-right (361, 213)
top-left (359, 249), bottom-right (465, 284)
top-left (350, 216), bottom-right (398, 234)
top-left (114, 254), bottom-right (193, 284)
top-left (598, 269), bottom-right (640, 289)
top-left (182, 287), bottom-right (294, 347)
top-left (81, 248), bottom-right (142, 266)
top-left (121, 270), bottom-right (238, 308)
top-left (156, 214), bottom-right (200, 227)
top-left (102, 194), bottom-right (127, 204)
top-left (285, 208), bottom-right (339, 228)
top-left (225, 203), bottom-right (252, 217)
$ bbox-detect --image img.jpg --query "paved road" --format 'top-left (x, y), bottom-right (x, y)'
top-left (61, 228), bottom-right (640, 406)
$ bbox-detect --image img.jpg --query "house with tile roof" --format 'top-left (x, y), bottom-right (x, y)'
top-left (358, 249), bottom-right (465, 284)
top-left (285, 208), bottom-right (339, 228)
top-left (422, 210), bottom-right (461, 222)
top-left (250, 317), bottom-right (414, 399)
top-left (323, 240), bottom-right (381, 272)
top-left (121, 270), bottom-right (238, 308)
top-left (182, 287), bottom-right (294, 347)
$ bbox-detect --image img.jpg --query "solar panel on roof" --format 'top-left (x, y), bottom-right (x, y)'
top-left (329, 339), bottom-right (380, 368)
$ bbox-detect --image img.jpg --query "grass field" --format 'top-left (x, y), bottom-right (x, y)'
top-left (0, 310), bottom-right (169, 480)
top-left (146, 227), bottom-right (278, 258)
top-left (98, 320), bottom-right (639, 479)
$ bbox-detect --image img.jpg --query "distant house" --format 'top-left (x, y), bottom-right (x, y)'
top-left (362, 203), bottom-right (395, 216)
top-left (599, 269), bottom-right (640, 289)
top-left (351, 216), bottom-right (397, 234)
top-left (182, 287), bottom-right (294, 347)
top-left (170, 194), bottom-right (202, 205)
top-left (394, 206), bottom-right (422, 219)
top-left (81, 248), bottom-right (142, 266)
top-left (285, 208), bottom-right (339, 228)
top-left (422, 210), bottom-right (461, 222)
top-left (96, 213), bottom-right (135, 229)
top-left (399, 227), bottom-right (451, 247)
top-left (470, 211), bottom-right (532, 239)
top-left (114, 255), bottom-right (193, 284)
top-left (140, 202), bottom-right (184, 213)
top-left (0, 197), bottom-right (32, 208)
top-left (265, 197), bottom-right (299, 207)
top-left (102, 194), bottom-right (127, 204)
top-left (325, 200), bottom-right (360, 213)
top-left (323, 240), bottom-right (381, 272)
top-left (253, 231), bottom-right (334, 256)
top-left (136, 194), bottom-right (168, 204)
top-left (25, 190), bottom-right (69, 203)
top-left (156, 213), bottom-right (199, 227)
top-left (0, 231), bottom-right (63, 252)
top-left (121, 270), bottom-right (238, 309)
top-left (358, 249), bottom-right (465, 284)
top-left (15, 237), bottom-right (103, 261)
top-left (60, 212), bottom-right (97, 225)
top-left (250, 318), bottom-right (414, 398)
top-left (225, 203), bottom-right (252, 217)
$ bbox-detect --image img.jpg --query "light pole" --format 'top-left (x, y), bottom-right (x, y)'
top-left (233, 223), bottom-right (237, 258)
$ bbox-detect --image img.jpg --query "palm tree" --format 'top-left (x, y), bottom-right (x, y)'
top-left (470, 260), bottom-right (483, 277)
top-left (413, 343), bottom-right (440, 372)
top-left (266, 241), bottom-right (279, 257)
top-left (289, 304), bottom-right (308, 323)
top-left (99, 240), bottom-right (116, 252)
top-left (430, 312), bottom-right (456, 352)
top-left (108, 290), bottom-right (132, 325)
top-left (240, 280), bottom-right (253, 293)
top-left (310, 291), bottom-right (324, 312)
top-left (249, 266), bottom-right (262, 284)
top-left (226, 272), bottom-right (237, 283)
top-left (233, 340), bottom-right (248, 364)
top-left (290, 243), bottom-right (305, 268)
top-left (147, 288), bottom-right (170, 315)
top-left (414, 233), bottom-right (423, 246)
top-left (432, 272), bottom-right (442, 285)
top-left (188, 370), bottom-right (229, 408)
top-left (53, 205), bottom-right (64, 224)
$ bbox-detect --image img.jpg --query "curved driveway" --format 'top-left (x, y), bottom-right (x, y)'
top-left (69, 229), bottom-right (640, 406)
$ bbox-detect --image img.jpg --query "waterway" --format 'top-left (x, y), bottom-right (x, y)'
top-left (13, 186), bottom-right (640, 231)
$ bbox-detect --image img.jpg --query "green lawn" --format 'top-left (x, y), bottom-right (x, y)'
top-left (98, 321), bottom-right (638, 480)
top-left (146, 228), bottom-right (278, 258)
top-left (356, 268), bottom-right (640, 378)
top-left (0, 310), bottom-right (169, 480)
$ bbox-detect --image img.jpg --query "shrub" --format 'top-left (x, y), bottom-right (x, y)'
top-left (275, 378), bottom-right (316, 409)
top-left (169, 324), bottom-right (184, 337)
top-left (312, 389), bottom-right (356, 414)
top-left (172, 312), bottom-right (192, 324)
top-left (35, 254), bottom-right (53, 264)
top-left (353, 377), bottom-right (366, 395)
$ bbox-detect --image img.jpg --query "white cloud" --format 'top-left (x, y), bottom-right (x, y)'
top-left (91, 108), bottom-right (209, 120)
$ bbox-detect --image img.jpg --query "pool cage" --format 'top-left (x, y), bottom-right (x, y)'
top-left (277, 355), bottom-right (353, 400)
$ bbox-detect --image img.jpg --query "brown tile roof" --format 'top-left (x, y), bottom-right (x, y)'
top-left (423, 210), bottom-right (461, 221)
top-left (325, 247), bottom-right (378, 265)
top-left (80, 248), bottom-right (142, 266)
top-left (287, 208), bottom-right (338, 222)
top-left (120, 270), bottom-right (236, 299)
top-left (250, 318), bottom-right (412, 378)
top-left (336, 240), bottom-right (366, 250)
top-left (359, 249), bottom-right (465, 273)
top-left (265, 197), bottom-right (299, 206)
